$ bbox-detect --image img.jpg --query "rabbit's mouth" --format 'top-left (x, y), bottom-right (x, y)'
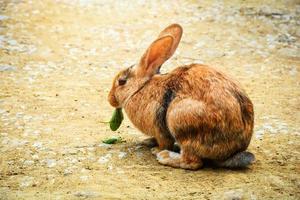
top-left (108, 91), bottom-right (119, 108)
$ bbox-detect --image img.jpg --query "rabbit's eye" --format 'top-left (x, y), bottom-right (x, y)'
top-left (118, 78), bottom-right (127, 86)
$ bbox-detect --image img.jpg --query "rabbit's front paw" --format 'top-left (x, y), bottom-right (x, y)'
top-left (151, 147), bottom-right (161, 155)
top-left (141, 137), bottom-right (158, 148)
top-left (156, 150), bottom-right (181, 166)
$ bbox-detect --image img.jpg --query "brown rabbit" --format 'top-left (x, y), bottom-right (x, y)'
top-left (108, 24), bottom-right (255, 170)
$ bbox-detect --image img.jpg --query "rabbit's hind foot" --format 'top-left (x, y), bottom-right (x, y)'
top-left (156, 150), bottom-right (202, 170)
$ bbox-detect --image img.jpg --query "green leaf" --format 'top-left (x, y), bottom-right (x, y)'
top-left (102, 136), bottom-right (123, 144)
top-left (109, 108), bottom-right (124, 131)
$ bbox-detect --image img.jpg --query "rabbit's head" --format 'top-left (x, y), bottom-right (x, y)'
top-left (108, 24), bottom-right (182, 108)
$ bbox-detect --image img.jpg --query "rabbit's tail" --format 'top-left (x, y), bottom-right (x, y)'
top-left (215, 151), bottom-right (255, 168)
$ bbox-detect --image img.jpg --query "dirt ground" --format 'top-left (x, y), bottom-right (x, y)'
top-left (0, 0), bottom-right (299, 199)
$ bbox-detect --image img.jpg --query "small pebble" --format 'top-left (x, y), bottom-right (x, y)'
top-left (0, 65), bottom-right (17, 71)
top-left (98, 153), bottom-right (112, 164)
top-left (46, 159), bottom-right (56, 168)
top-left (32, 142), bottom-right (43, 149)
top-left (118, 151), bottom-right (127, 159)
top-left (223, 189), bottom-right (244, 200)
top-left (19, 176), bottom-right (34, 188)
top-left (73, 191), bottom-right (101, 198)
top-left (64, 168), bottom-right (73, 176)
top-left (80, 175), bottom-right (89, 182)
top-left (23, 160), bottom-right (34, 166)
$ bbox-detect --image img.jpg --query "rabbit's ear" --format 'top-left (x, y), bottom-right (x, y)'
top-left (157, 24), bottom-right (183, 60)
top-left (137, 35), bottom-right (174, 77)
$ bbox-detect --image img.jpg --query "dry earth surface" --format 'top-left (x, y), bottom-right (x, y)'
top-left (0, 0), bottom-right (300, 199)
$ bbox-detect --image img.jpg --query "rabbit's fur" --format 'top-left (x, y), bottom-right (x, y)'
top-left (108, 24), bottom-right (254, 170)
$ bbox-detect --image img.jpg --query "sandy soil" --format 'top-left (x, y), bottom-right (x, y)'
top-left (0, 0), bottom-right (299, 199)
